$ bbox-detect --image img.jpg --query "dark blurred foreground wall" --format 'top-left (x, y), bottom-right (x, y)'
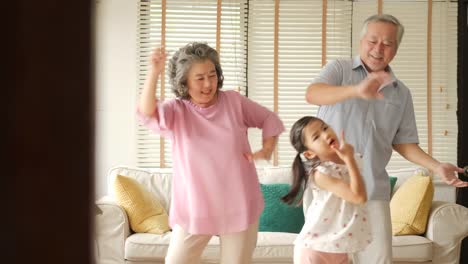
top-left (3, 1), bottom-right (94, 263)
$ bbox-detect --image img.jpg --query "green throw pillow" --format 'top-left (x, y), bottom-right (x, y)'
top-left (259, 183), bottom-right (304, 233)
top-left (389, 176), bottom-right (398, 193)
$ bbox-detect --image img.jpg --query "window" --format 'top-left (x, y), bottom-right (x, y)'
top-left (137, 0), bottom-right (458, 170)
top-left (247, 0), bottom-right (353, 165)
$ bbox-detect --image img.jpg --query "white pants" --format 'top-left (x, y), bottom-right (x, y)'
top-left (352, 200), bottom-right (393, 264)
top-left (165, 222), bottom-right (258, 264)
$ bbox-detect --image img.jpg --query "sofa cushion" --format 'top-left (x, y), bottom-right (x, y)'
top-left (259, 183), bottom-right (304, 233)
top-left (387, 167), bottom-right (429, 194)
top-left (114, 175), bottom-right (170, 234)
top-left (392, 235), bottom-right (432, 262)
top-left (254, 232), bottom-right (296, 261)
top-left (390, 174), bottom-right (434, 235)
top-left (108, 166), bottom-right (173, 212)
top-left (125, 233), bottom-right (172, 261)
top-left (389, 176), bottom-right (398, 194)
top-left (125, 231), bottom-right (297, 263)
top-left (125, 233), bottom-right (223, 262)
top-left (257, 166), bottom-right (293, 184)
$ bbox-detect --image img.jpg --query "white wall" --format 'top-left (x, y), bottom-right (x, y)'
top-left (94, 0), bottom-right (138, 198)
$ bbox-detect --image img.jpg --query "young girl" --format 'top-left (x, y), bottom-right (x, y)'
top-left (282, 116), bottom-right (371, 264)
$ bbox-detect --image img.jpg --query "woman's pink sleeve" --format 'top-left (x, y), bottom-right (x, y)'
top-left (136, 100), bottom-right (174, 138)
top-left (239, 93), bottom-right (285, 139)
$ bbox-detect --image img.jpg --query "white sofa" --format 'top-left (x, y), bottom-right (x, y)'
top-left (95, 165), bottom-right (468, 264)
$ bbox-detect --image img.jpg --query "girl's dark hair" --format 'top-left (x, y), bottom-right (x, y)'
top-left (281, 116), bottom-right (321, 205)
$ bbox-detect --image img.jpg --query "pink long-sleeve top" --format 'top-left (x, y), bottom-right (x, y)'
top-left (137, 90), bottom-right (285, 235)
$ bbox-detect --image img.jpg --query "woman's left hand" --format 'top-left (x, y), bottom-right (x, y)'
top-left (244, 148), bottom-right (273, 162)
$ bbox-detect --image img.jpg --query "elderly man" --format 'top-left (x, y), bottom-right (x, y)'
top-left (306, 14), bottom-right (468, 263)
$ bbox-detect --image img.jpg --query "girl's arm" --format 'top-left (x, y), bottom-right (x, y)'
top-left (314, 164), bottom-right (367, 205)
top-left (138, 47), bottom-right (166, 117)
top-left (314, 131), bottom-right (367, 204)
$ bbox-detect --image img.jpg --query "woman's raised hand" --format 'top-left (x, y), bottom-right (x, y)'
top-left (150, 46), bottom-right (167, 76)
top-left (138, 46), bottom-right (167, 115)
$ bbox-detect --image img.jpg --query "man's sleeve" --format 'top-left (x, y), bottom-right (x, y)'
top-left (136, 99), bottom-right (175, 138)
top-left (392, 87), bottom-right (419, 145)
top-left (309, 59), bottom-right (343, 86)
top-left (239, 92), bottom-right (285, 139)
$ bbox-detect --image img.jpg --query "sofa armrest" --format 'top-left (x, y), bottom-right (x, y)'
top-left (95, 196), bottom-right (130, 264)
top-left (425, 201), bottom-right (468, 264)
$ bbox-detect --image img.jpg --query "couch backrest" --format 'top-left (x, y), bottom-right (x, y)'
top-left (256, 166), bottom-right (293, 184)
top-left (107, 165), bottom-right (297, 212)
top-left (107, 165), bottom-right (433, 212)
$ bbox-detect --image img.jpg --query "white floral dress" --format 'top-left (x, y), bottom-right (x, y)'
top-left (295, 157), bottom-right (372, 253)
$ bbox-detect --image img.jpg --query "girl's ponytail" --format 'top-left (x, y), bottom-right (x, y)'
top-left (281, 153), bottom-right (308, 205)
top-left (281, 115), bottom-right (321, 205)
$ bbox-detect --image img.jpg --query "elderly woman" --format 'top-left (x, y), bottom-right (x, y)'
top-left (137, 42), bottom-right (284, 264)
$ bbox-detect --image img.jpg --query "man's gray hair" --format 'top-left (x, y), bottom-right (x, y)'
top-left (360, 14), bottom-right (404, 49)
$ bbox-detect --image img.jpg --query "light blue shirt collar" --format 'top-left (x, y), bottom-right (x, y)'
top-left (352, 56), bottom-right (397, 88)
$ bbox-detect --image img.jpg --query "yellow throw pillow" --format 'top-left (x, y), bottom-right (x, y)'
top-left (114, 175), bottom-right (170, 234)
top-left (390, 174), bottom-right (434, 235)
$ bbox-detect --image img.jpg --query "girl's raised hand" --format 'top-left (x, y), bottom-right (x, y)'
top-left (150, 46), bottom-right (167, 76)
top-left (331, 130), bottom-right (354, 162)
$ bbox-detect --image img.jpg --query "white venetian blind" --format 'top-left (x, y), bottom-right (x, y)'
top-left (352, 1), bottom-right (378, 50)
top-left (326, 0), bottom-right (353, 61)
top-left (246, 0), bottom-right (275, 165)
top-left (248, 0), bottom-right (352, 166)
top-left (136, 0), bottom-right (248, 167)
top-left (430, 1), bottom-right (458, 167)
top-left (382, 1), bottom-right (430, 170)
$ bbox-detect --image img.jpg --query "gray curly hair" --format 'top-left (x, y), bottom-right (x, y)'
top-left (167, 42), bottom-right (224, 99)
top-left (360, 14), bottom-right (405, 49)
